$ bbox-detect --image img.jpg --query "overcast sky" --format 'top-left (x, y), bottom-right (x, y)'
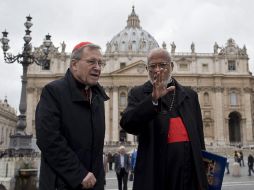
top-left (0, 0), bottom-right (254, 112)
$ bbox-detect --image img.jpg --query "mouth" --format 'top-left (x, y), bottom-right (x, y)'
top-left (90, 73), bottom-right (100, 79)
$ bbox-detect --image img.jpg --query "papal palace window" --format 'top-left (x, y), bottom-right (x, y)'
top-left (42, 60), bottom-right (51, 70)
top-left (228, 60), bottom-right (236, 71)
top-left (120, 92), bottom-right (127, 106)
top-left (202, 64), bottom-right (208, 72)
top-left (230, 92), bottom-right (237, 106)
top-left (120, 62), bottom-right (126, 69)
top-left (179, 63), bottom-right (188, 71)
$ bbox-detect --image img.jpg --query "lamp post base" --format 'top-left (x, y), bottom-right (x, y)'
top-left (8, 134), bottom-right (33, 156)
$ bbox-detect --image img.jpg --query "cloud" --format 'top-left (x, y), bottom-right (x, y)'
top-left (0, 0), bottom-right (254, 110)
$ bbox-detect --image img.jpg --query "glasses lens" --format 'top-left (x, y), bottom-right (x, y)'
top-left (148, 62), bottom-right (169, 70)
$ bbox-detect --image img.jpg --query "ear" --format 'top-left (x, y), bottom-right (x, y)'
top-left (70, 60), bottom-right (78, 71)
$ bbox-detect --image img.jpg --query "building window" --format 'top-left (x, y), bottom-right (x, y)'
top-left (42, 60), bottom-right (50, 70)
top-left (120, 62), bottom-right (126, 69)
top-left (202, 64), bottom-right (208, 72)
top-left (179, 63), bottom-right (188, 71)
top-left (120, 92), bottom-right (127, 106)
top-left (230, 92), bottom-right (237, 106)
top-left (204, 92), bottom-right (209, 105)
top-left (228, 60), bottom-right (236, 71)
top-left (205, 123), bottom-right (210, 128)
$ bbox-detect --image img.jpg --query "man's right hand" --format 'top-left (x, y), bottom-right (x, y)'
top-left (152, 68), bottom-right (175, 103)
top-left (81, 172), bottom-right (96, 189)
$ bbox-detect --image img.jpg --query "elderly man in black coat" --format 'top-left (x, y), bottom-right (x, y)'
top-left (36, 42), bottom-right (109, 190)
top-left (120, 48), bottom-right (208, 190)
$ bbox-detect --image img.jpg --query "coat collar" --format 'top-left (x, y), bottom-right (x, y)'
top-left (142, 78), bottom-right (189, 107)
top-left (65, 69), bottom-right (109, 102)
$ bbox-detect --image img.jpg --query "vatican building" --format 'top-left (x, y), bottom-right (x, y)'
top-left (25, 7), bottom-right (254, 150)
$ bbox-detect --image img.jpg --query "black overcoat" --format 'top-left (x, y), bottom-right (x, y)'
top-left (120, 80), bottom-right (208, 190)
top-left (36, 69), bottom-right (109, 190)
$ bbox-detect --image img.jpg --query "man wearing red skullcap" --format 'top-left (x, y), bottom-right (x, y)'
top-left (36, 42), bottom-right (109, 190)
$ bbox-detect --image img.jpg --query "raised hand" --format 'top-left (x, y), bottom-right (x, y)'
top-left (151, 68), bottom-right (175, 102)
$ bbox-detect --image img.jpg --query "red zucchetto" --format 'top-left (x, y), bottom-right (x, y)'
top-left (72, 42), bottom-right (93, 52)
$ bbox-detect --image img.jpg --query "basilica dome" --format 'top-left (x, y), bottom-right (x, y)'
top-left (105, 6), bottom-right (159, 54)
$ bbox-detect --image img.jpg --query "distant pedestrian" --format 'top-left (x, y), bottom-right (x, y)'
top-left (226, 155), bottom-right (230, 174)
top-left (114, 146), bottom-right (130, 190)
top-left (130, 149), bottom-right (137, 171)
top-left (239, 151), bottom-right (245, 167)
top-left (107, 152), bottom-right (113, 170)
top-left (103, 152), bottom-right (108, 185)
top-left (247, 154), bottom-right (254, 176)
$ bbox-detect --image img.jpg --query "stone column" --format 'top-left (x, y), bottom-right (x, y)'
top-left (127, 134), bottom-right (134, 144)
top-left (213, 87), bottom-right (225, 145)
top-left (112, 87), bottom-right (119, 142)
top-left (104, 87), bottom-right (110, 144)
top-left (243, 87), bottom-right (253, 143)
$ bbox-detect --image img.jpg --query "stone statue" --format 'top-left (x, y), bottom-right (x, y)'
top-left (242, 45), bottom-right (247, 55)
top-left (106, 42), bottom-right (111, 52)
top-left (128, 41), bottom-right (132, 51)
top-left (61, 41), bottom-right (66, 53)
top-left (214, 42), bottom-right (219, 54)
top-left (139, 38), bottom-right (146, 49)
top-left (162, 42), bottom-right (167, 49)
top-left (191, 42), bottom-right (195, 53)
top-left (171, 42), bottom-right (176, 53)
top-left (114, 41), bottom-right (118, 51)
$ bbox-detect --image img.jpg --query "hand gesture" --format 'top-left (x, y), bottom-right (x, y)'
top-left (152, 68), bottom-right (175, 102)
top-left (81, 172), bottom-right (97, 189)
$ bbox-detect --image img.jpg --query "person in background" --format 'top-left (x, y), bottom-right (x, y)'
top-left (103, 152), bottom-right (108, 185)
top-left (131, 148), bottom-right (137, 172)
top-left (239, 151), bottom-right (244, 167)
top-left (120, 48), bottom-right (208, 190)
top-left (114, 146), bottom-right (131, 190)
top-left (36, 41), bottom-right (109, 190)
top-left (129, 148), bottom-right (137, 181)
top-left (107, 151), bottom-right (114, 170)
top-left (247, 154), bottom-right (254, 176)
top-left (226, 155), bottom-right (230, 174)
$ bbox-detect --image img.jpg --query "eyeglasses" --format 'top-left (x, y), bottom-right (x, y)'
top-left (80, 59), bottom-right (106, 68)
top-left (147, 62), bottom-right (170, 71)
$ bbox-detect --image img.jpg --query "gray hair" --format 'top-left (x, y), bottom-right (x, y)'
top-left (70, 44), bottom-right (101, 61)
top-left (147, 48), bottom-right (171, 64)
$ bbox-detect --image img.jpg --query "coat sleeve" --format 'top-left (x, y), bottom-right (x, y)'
top-left (194, 92), bottom-right (206, 150)
top-left (35, 84), bottom-right (87, 189)
top-left (120, 88), bottom-right (158, 135)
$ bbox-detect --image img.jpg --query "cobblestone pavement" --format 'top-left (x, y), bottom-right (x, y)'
top-left (105, 159), bottom-right (254, 190)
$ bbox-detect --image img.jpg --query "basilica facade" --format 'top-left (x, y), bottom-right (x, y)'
top-left (0, 98), bottom-right (17, 152)
top-left (26, 7), bottom-right (254, 148)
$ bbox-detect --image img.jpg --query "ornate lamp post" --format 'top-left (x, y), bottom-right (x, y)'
top-left (1, 15), bottom-right (52, 156)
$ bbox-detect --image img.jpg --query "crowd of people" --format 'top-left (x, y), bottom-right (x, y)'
top-left (102, 146), bottom-right (137, 190)
top-left (225, 150), bottom-right (254, 177)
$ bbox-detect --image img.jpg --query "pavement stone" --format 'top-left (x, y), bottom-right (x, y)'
top-left (105, 158), bottom-right (254, 190)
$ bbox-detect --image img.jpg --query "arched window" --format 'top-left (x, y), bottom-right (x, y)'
top-left (120, 92), bottom-right (127, 106)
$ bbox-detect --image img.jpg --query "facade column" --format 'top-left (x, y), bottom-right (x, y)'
top-left (126, 134), bottom-right (134, 144)
top-left (26, 87), bottom-right (34, 135)
top-left (104, 87), bottom-right (110, 144)
top-left (213, 87), bottom-right (225, 145)
top-left (243, 87), bottom-right (253, 143)
top-left (112, 86), bottom-right (119, 142)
